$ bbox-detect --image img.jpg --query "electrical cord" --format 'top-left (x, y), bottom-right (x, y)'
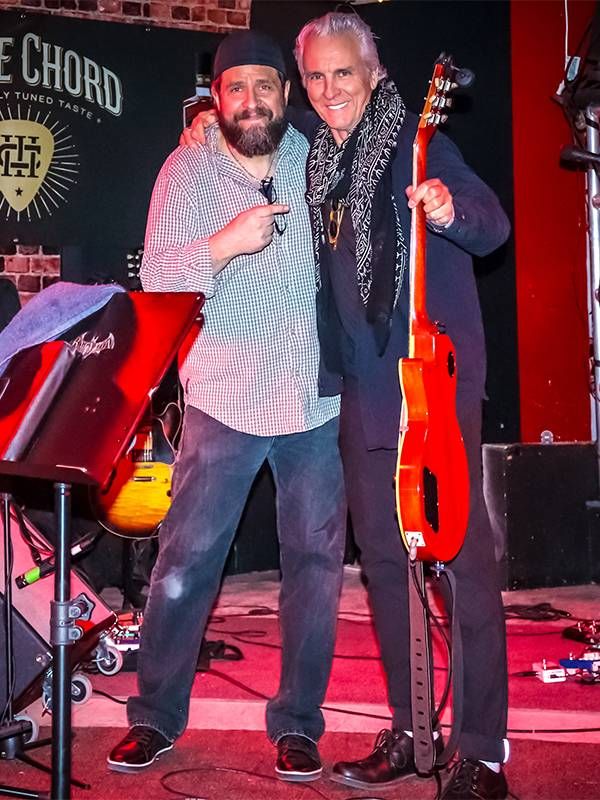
top-left (209, 626), bottom-right (453, 668)
top-left (210, 600), bottom-right (588, 631)
top-left (90, 593), bottom-right (600, 736)
top-left (93, 688), bottom-right (127, 704)
top-left (13, 503), bottom-right (53, 559)
top-left (160, 765), bottom-right (334, 799)
top-left (91, 666), bottom-right (600, 735)
top-left (503, 603), bottom-right (572, 621)
top-left (506, 630), bottom-right (568, 637)
top-left (206, 665), bottom-right (600, 735)
top-left (210, 628), bottom-right (384, 661)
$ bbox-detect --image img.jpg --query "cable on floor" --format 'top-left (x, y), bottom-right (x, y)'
top-left (160, 765), bottom-right (333, 799)
top-left (503, 602), bottom-right (572, 621)
top-left (92, 688), bottom-right (127, 704)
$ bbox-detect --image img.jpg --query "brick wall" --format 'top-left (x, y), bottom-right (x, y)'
top-left (0, 0), bottom-right (251, 33)
top-left (0, 1), bottom-right (251, 303)
top-left (0, 243), bottom-right (61, 305)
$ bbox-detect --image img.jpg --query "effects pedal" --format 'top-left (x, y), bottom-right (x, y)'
top-left (532, 659), bottom-right (566, 683)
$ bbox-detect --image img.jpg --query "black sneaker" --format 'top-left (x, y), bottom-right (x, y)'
top-left (331, 729), bottom-right (428, 789)
top-left (275, 734), bottom-right (322, 782)
top-left (107, 725), bottom-right (174, 773)
top-left (441, 759), bottom-right (508, 799)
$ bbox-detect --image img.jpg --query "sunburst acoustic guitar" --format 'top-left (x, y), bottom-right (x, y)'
top-left (94, 247), bottom-right (180, 539)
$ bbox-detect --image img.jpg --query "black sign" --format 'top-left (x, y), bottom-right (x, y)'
top-left (0, 11), bottom-right (219, 248)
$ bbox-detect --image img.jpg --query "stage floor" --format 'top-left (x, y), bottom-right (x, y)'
top-left (1, 567), bottom-right (599, 799)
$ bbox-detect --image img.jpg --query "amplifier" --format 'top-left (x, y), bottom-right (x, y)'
top-left (482, 443), bottom-right (600, 589)
top-left (0, 506), bottom-right (115, 711)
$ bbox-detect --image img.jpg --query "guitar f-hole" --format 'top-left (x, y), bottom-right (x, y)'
top-left (423, 467), bottom-right (440, 532)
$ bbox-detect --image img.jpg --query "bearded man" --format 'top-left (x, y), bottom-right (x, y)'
top-left (107, 30), bottom-right (346, 782)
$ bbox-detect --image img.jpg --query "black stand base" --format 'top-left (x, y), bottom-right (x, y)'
top-left (0, 719), bottom-right (88, 795)
top-left (0, 720), bottom-right (49, 800)
top-left (0, 788), bottom-right (47, 800)
top-left (1, 719), bottom-right (36, 758)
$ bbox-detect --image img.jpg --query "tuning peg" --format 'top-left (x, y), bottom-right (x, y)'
top-left (454, 67), bottom-right (475, 88)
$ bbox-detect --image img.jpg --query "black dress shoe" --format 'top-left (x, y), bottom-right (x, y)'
top-left (441, 759), bottom-right (508, 799)
top-left (107, 725), bottom-right (174, 772)
top-left (331, 729), bottom-right (432, 789)
top-left (275, 734), bottom-right (322, 782)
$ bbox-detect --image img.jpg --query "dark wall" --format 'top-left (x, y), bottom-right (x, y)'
top-left (1, 3), bottom-right (517, 441)
top-left (0, 10), bottom-right (223, 280)
top-left (252, 0), bottom-right (517, 443)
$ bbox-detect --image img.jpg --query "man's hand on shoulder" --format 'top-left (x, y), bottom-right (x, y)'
top-left (209, 204), bottom-right (290, 275)
top-left (406, 178), bottom-right (455, 228)
top-left (180, 109), bottom-right (219, 148)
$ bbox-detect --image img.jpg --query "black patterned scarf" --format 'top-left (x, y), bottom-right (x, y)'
top-left (305, 79), bottom-right (407, 353)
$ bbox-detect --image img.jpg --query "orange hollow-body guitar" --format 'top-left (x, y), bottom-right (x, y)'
top-left (396, 56), bottom-right (470, 563)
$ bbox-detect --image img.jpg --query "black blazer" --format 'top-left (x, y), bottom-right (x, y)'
top-left (315, 111), bottom-right (510, 448)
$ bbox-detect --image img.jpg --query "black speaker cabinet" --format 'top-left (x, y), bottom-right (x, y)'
top-left (483, 443), bottom-right (600, 589)
top-left (0, 594), bottom-right (50, 713)
top-left (225, 466), bottom-right (280, 575)
top-left (0, 507), bottom-right (115, 711)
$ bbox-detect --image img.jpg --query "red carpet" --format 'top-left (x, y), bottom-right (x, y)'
top-left (0, 730), bottom-right (597, 800)
top-left (1, 571), bottom-right (599, 798)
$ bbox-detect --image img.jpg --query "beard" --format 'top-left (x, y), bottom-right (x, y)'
top-left (219, 105), bottom-right (288, 157)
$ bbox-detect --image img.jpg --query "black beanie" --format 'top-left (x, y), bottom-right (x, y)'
top-left (212, 30), bottom-right (287, 82)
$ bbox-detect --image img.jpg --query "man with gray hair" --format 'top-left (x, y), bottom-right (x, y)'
top-left (294, 11), bottom-right (510, 800)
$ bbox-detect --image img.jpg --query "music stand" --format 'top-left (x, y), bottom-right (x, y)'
top-left (0, 291), bottom-right (203, 800)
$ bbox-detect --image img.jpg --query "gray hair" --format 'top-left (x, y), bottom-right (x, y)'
top-left (294, 12), bottom-right (387, 82)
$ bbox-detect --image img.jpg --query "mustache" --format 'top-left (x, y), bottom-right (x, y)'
top-left (234, 106), bottom-right (273, 122)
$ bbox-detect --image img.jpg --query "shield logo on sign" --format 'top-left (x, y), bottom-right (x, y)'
top-left (0, 120), bottom-right (55, 213)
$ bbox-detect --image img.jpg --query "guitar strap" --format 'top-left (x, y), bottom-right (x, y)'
top-left (408, 561), bottom-right (465, 773)
top-left (408, 557), bottom-right (436, 773)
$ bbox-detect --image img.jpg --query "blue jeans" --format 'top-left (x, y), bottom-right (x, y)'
top-left (127, 406), bottom-right (346, 743)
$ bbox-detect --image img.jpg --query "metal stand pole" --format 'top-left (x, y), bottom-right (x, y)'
top-left (50, 483), bottom-right (72, 800)
top-left (585, 105), bottom-right (600, 464)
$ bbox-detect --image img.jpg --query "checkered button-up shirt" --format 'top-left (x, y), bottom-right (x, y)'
top-left (141, 124), bottom-right (339, 436)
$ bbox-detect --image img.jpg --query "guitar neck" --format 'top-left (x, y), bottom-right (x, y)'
top-left (408, 56), bottom-right (458, 348)
top-left (408, 137), bottom-right (432, 358)
top-left (409, 137), bottom-right (432, 347)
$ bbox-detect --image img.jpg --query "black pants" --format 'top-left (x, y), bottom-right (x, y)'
top-left (339, 383), bottom-right (508, 763)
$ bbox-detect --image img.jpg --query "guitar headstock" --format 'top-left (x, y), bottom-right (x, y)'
top-left (417, 53), bottom-right (474, 138)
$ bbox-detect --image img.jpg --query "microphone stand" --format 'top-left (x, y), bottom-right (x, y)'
top-left (560, 114), bottom-right (600, 469)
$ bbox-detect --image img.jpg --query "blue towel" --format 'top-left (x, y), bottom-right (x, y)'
top-left (0, 281), bottom-right (126, 376)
